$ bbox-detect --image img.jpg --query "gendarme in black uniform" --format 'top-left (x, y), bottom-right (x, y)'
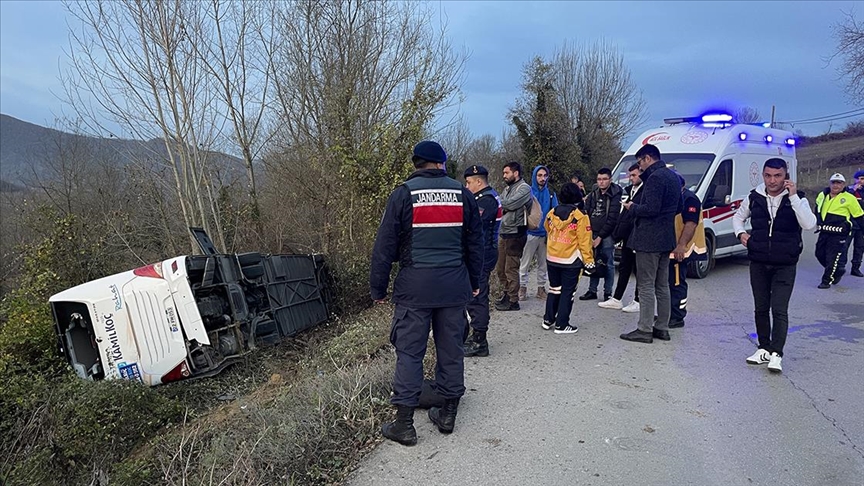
top-left (463, 164), bottom-right (502, 358)
top-left (370, 141), bottom-right (482, 445)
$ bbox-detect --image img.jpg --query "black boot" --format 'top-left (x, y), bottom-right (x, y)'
top-left (852, 266), bottom-right (863, 277)
top-left (464, 332), bottom-right (489, 357)
top-left (429, 398), bottom-right (460, 434)
top-left (382, 405), bottom-right (417, 446)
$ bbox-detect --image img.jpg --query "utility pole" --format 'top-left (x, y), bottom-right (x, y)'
top-left (770, 105), bottom-right (776, 128)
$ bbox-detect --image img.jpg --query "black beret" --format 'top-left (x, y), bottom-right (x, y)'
top-left (463, 165), bottom-right (489, 178)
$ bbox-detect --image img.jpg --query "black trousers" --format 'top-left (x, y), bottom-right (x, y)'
top-left (390, 304), bottom-right (466, 407)
top-left (466, 268), bottom-right (493, 334)
top-left (845, 229), bottom-right (864, 268)
top-left (815, 232), bottom-right (848, 285)
top-left (669, 259), bottom-right (688, 323)
top-left (544, 264), bottom-right (581, 329)
top-left (613, 246), bottom-right (638, 302)
top-left (749, 262), bottom-right (796, 357)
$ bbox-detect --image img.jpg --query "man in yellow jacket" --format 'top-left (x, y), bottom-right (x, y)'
top-left (815, 173), bottom-right (864, 288)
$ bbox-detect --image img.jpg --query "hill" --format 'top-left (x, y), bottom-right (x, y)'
top-left (796, 135), bottom-right (864, 196)
top-left (0, 114), bottom-right (243, 189)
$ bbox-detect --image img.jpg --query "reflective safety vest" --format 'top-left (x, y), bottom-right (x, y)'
top-left (403, 175), bottom-right (465, 268)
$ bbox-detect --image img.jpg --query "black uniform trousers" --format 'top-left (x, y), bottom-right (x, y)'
top-left (669, 258), bottom-right (688, 323)
top-left (466, 266), bottom-right (494, 334)
top-left (816, 232), bottom-right (848, 285)
top-left (544, 264), bottom-right (581, 329)
top-left (749, 262), bottom-right (796, 357)
top-left (845, 229), bottom-right (864, 268)
top-left (390, 304), bottom-right (466, 407)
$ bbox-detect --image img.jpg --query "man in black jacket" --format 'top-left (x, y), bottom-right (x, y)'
top-left (463, 165), bottom-right (502, 357)
top-left (732, 158), bottom-right (816, 373)
top-left (370, 141), bottom-right (483, 445)
top-left (620, 144), bottom-right (681, 344)
top-left (581, 167), bottom-right (622, 303)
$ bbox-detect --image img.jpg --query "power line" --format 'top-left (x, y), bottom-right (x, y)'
top-left (776, 107), bottom-right (864, 124)
top-left (781, 111), bottom-right (864, 126)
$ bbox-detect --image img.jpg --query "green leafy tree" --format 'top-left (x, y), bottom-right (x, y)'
top-left (510, 57), bottom-right (582, 190)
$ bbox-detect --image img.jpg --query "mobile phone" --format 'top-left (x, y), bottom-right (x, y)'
top-left (785, 172), bottom-right (790, 180)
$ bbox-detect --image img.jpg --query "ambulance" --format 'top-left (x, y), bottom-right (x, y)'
top-left (611, 113), bottom-right (798, 278)
top-left (49, 229), bottom-right (332, 386)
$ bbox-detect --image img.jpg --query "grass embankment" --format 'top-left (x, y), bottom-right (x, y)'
top-left (2, 304), bottom-right (397, 485)
top-left (796, 135), bottom-right (864, 199)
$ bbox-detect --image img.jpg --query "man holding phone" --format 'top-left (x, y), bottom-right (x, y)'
top-left (732, 158), bottom-right (816, 373)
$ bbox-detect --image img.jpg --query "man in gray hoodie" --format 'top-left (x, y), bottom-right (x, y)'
top-left (495, 162), bottom-right (532, 311)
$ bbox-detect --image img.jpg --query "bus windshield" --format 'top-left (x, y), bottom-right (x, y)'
top-left (611, 153), bottom-right (715, 192)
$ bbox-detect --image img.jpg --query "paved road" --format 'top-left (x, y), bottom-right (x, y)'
top-left (349, 232), bottom-right (864, 486)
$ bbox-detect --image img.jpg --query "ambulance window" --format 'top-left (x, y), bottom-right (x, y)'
top-left (705, 160), bottom-right (733, 208)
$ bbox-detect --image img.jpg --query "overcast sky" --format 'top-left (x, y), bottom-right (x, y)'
top-left (1, 1), bottom-right (862, 142)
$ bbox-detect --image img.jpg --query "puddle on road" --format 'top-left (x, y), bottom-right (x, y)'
top-left (748, 304), bottom-right (864, 344)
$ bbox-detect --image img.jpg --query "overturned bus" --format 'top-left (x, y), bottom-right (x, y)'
top-left (49, 228), bottom-right (332, 386)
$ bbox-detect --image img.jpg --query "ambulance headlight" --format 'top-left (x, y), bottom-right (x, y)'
top-left (738, 133), bottom-right (748, 141)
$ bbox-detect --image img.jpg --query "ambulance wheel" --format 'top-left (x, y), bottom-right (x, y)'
top-left (687, 237), bottom-right (714, 279)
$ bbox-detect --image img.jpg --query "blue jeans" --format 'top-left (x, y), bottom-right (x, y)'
top-left (589, 237), bottom-right (615, 296)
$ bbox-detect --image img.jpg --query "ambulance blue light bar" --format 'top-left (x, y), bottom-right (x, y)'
top-left (701, 113), bottom-right (733, 123)
top-left (739, 133), bottom-right (748, 141)
top-left (664, 113), bottom-right (734, 126)
top-left (785, 138), bottom-right (796, 146)
top-left (764, 135), bottom-right (773, 143)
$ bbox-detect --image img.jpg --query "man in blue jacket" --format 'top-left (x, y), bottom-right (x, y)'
top-left (519, 165), bottom-right (558, 300)
top-left (620, 143), bottom-right (681, 344)
top-left (370, 141), bottom-right (483, 445)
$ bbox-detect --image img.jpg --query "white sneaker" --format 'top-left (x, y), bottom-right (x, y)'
top-left (767, 353), bottom-right (783, 373)
top-left (621, 301), bottom-right (640, 313)
top-left (746, 349), bottom-right (770, 365)
top-left (598, 297), bottom-right (623, 309)
top-left (554, 325), bottom-right (578, 334)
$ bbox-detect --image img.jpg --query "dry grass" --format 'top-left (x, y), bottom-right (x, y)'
top-left (796, 136), bottom-right (863, 201)
top-left (107, 304), bottom-right (398, 486)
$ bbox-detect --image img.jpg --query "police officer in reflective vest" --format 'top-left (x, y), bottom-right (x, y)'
top-left (463, 164), bottom-right (502, 357)
top-left (815, 172), bottom-right (864, 288)
top-left (370, 141), bottom-right (483, 445)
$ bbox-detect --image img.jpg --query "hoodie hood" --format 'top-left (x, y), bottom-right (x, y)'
top-left (531, 165), bottom-right (551, 195)
top-left (528, 165), bottom-right (558, 236)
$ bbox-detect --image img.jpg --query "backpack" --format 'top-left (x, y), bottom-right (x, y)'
top-left (526, 194), bottom-right (542, 230)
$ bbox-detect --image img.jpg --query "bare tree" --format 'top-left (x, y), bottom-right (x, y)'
top-left (832, 10), bottom-right (864, 104)
top-left (63, 0), bottom-right (225, 252)
top-left (552, 40), bottom-right (648, 147)
top-left (193, 0), bottom-right (277, 246)
top-left (437, 115), bottom-right (473, 178)
top-left (266, 0), bottom-right (466, 258)
top-left (735, 106), bottom-right (762, 124)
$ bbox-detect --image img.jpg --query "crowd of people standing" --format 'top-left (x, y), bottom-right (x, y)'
top-left (369, 140), bottom-right (863, 445)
